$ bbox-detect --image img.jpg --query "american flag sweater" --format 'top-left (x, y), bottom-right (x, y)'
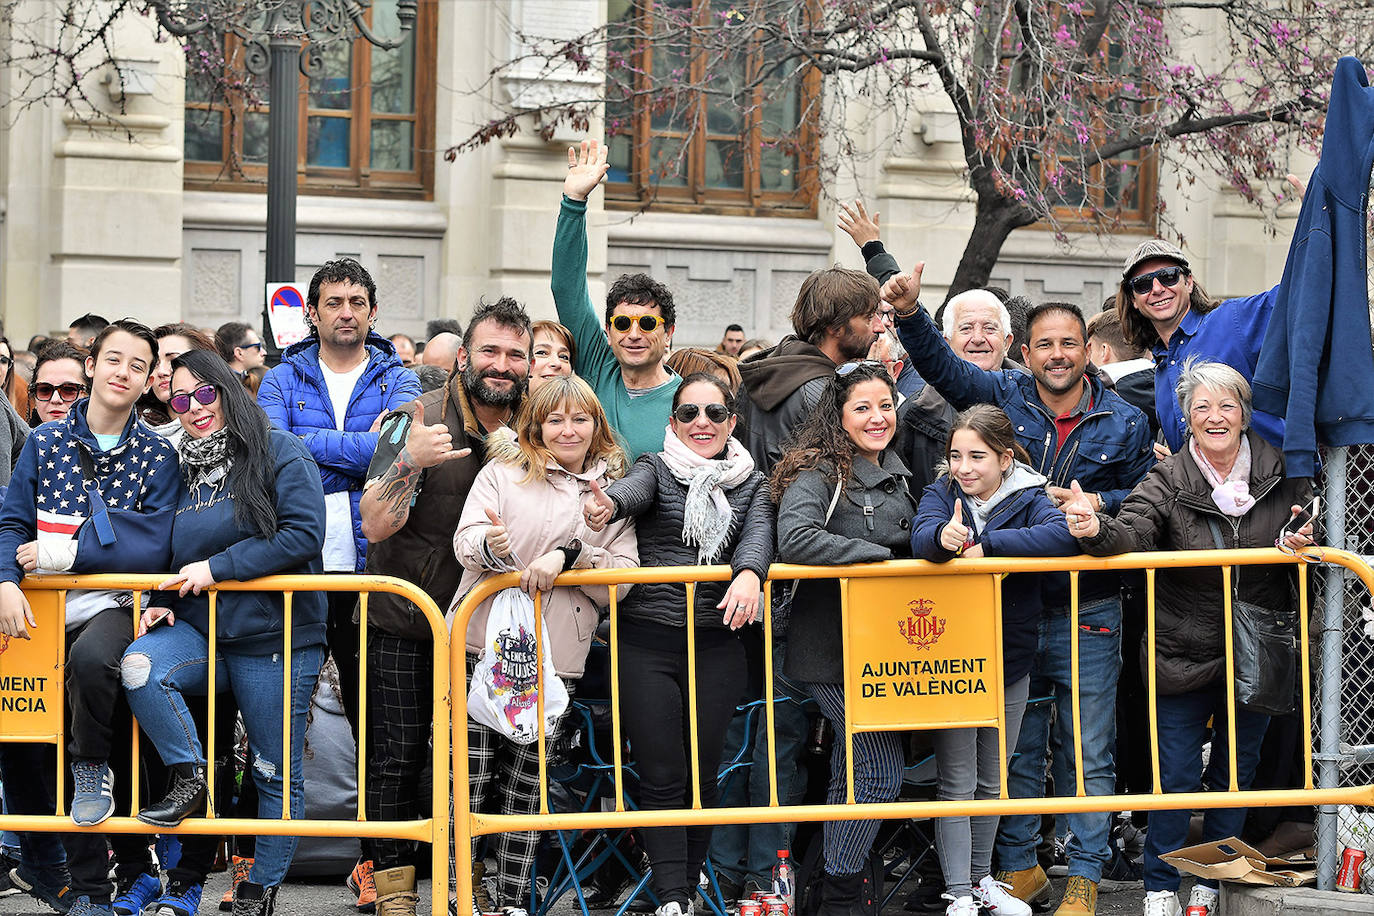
top-left (0, 401), bottom-right (179, 630)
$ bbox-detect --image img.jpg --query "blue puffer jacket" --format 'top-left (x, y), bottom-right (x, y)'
top-left (257, 332), bottom-right (420, 571)
top-left (911, 468), bottom-right (1079, 684)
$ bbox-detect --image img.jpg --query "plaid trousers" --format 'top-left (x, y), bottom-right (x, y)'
top-left (366, 632), bottom-right (435, 869)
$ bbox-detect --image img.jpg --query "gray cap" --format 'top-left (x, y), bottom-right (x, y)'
top-left (1122, 239), bottom-right (1189, 278)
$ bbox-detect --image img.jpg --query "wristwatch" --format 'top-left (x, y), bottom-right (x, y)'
top-left (558, 538), bottom-right (584, 571)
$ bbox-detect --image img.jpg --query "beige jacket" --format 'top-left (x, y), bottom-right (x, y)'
top-left (450, 442), bottom-right (638, 678)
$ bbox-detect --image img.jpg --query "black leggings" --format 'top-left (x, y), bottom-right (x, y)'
top-left (617, 632), bottom-right (747, 907)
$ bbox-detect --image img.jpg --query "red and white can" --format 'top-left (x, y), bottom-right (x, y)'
top-left (738, 900), bottom-right (763, 916)
top-left (1337, 846), bottom-right (1366, 892)
top-left (1186, 906), bottom-right (1210, 916)
top-left (762, 897), bottom-right (789, 916)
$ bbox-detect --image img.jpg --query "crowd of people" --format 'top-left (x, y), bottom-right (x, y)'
top-left (0, 128), bottom-right (1339, 916)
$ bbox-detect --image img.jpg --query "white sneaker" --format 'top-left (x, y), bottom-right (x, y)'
top-left (1186, 885), bottom-right (1219, 916)
top-left (977, 876), bottom-right (1033, 916)
top-left (501, 908), bottom-right (530, 916)
top-left (1144, 890), bottom-right (1182, 916)
top-left (943, 894), bottom-right (979, 916)
top-left (655, 902), bottom-right (690, 916)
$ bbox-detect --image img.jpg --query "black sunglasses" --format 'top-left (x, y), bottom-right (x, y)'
top-left (169, 383), bottom-right (218, 415)
top-left (0, 356), bottom-right (11, 367)
top-left (1128, 266), bottom-right (1188, 296)
top-left (33, 382), bottom-right (86, 402)
top-left (609, 314), bottom-right (665, 333)
top-left (673, 403), bottom-right (730, 424)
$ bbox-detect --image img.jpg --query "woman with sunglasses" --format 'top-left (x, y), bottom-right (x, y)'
top-left (1060, 359), bottom-right (1313, 916)
top-left (582, 372), bottom-right (773, 916)
top-left (28, 341), bottom-right (89, 426)
top-left (120, 349), bottom-right (327, 916)
top-left (770, 360), bottom-right (915, 916)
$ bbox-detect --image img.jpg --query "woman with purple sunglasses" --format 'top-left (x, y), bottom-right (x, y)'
top-left (119, 349), bottom-right (327, 916)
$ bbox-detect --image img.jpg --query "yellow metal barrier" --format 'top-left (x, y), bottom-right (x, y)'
top-left (451, 548), bottom-right (1374, 913)
top-left (0, 573), bottom-right (451, 916)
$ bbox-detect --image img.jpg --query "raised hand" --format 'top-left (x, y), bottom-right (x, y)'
top-left (407, 419), bottom-right (471, 470)
top-left (880, 261), bottom-right (925, 313)
top-left (838, 201), bottom-right (881, 248)
top-left (940, 500), bottom-right (971, 553)
top-left (583, 479), bottom-right (614, 531)
top-left (484, 508), bottom-right (513, 558)
top-left (564, 139), bottom-right (611, 202)
top-left (1061, 479), bottom-right (1100, 539)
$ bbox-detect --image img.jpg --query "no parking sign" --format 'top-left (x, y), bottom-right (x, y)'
top-left (267, 282), bottom-right (310, 348)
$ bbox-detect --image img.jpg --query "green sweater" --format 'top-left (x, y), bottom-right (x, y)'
top-left (551, 195), bottom-right (680, 460)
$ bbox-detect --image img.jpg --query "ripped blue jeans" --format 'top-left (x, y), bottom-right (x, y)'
top-left (121, 624), bottom-right (324, 887)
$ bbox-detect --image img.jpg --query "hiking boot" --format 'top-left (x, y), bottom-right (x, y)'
top-left (68, 898), bottom-right (114, 916)
top-left (111, 871), bottom-right (162, 915)
top-left (1054, 877), bottom-right (1097, 916)
top-left (146, 879), bottom-right (204, 916)
top-left (348, 860), bottom-right (377, 913)
top-left (978, 875), bottom-right (1033, 916)
top-left (11, 862), bottom-right (76, 913)
top-left (1143, 891), bottom-right (1181, 916)
top-left (472, 861), bottom-right (495, 913)
top-left (220, 856), bottom-right (254, 912)
top-left (70, 758), bottom-right (116, 827)
top-left (230, 881), bottom-right (275, 916)
top-left (991, 865), bottom-right (1051, 910)
top-left (373, 866), bottom-right (419, 916)
top-left (137, 764), bottom-right (207, 828)
top-left (1185, 885), bottom-right (1218, 916)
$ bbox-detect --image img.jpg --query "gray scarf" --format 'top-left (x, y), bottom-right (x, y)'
top-left (179, 428), bottom-right (233, 499)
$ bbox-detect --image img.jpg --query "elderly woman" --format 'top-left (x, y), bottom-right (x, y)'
top-left (1061, 359), bottom-right (1313, 916)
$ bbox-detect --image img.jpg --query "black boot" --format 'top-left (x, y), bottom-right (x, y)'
top-left (232, 880), bottom-right (277, 916)
top-left (136, 762), bottom-right (207, 827)
top-left (818, 870), bottom-right (867, 916)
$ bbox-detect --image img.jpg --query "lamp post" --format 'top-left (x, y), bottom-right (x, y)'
top-left (152, 0), bottom-right (418, 353)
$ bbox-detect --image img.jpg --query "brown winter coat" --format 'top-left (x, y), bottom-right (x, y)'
top-left (1077, 429), bottom-right (1311, 695)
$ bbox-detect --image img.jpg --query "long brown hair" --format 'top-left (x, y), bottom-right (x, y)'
top-left (770, 361), bottom-right (895, 501)
top-left (509, 375), bottom-right (627, 484)
top-left (1116, 272), bottom-right (1217, 351)
top-left (942, 405), bottom-right (1031, 476)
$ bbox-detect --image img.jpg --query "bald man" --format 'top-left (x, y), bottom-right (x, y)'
top-left (420, 332), bottom-right (460, 370)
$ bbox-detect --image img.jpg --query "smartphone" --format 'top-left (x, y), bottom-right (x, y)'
top-left (145, 608), bottom-right (172, 631)
top-left (1282, 495), bottom-right (1320, 539)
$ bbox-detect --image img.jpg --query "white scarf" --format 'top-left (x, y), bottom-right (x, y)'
top-left (1189, 435), bottom-right (1255, 517)
top-left (659, 427), bottom-right (756, 563)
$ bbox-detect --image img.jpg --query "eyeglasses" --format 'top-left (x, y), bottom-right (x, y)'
top-left (609, 314), bottom-right (666, 333)
top-left (239, 341), bottom-right (264, 352)
top-left (169, 383), bottom-right (218, 415)
top-left (33, 382), bottom-right (86, 403)
top-left (836, 360), bottom-right (885, 376)
top-left (673, 403), bottom-right (730, 424)
top-left (1128, 266), bottom-right (1189, 296)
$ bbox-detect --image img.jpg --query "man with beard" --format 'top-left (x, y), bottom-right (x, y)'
top-left (356, 297), bottom-right (532, 916)
top-left (256, 258), bottom-right (419, 839)
top-left (886, 267), bottom-right (1151, 916)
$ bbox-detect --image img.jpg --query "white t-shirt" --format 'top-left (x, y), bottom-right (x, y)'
top-left (320, 359), bottom-right (368, 573)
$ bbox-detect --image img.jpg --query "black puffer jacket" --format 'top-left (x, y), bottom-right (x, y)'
top-left (1078, 429), bottom-right (1311, 695)
top-left (605, 452), bottom-right (775, 630)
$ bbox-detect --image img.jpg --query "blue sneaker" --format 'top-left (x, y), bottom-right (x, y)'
top-left (70, 759), bottom-right (115, 827)
top-left (68, 897), bottom-right (114, 915)
top-left (146, 879), bottom-right (204, 916)
top-left (111, 872), bottom-right (161, 915)
top-left (11, 862), bottom-right (76, 913)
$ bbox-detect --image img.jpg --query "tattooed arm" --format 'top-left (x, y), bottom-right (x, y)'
top-left (360, 409), bottom-right (471, 543)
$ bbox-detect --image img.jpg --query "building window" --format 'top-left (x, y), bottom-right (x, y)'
top-left (604, 0), bottom-right (819, 217)
top-left (184, 0), bottom-right (435, 199)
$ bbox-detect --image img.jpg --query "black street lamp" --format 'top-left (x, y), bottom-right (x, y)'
top-left (152, 1), bottom-right (418, 354)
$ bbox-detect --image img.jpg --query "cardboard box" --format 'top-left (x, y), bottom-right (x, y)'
top-left (1160, 837), bottom-right (1316, 887)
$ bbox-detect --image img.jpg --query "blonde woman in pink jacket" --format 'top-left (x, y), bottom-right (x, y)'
top-left (450, 374), bottom-right (638, 916)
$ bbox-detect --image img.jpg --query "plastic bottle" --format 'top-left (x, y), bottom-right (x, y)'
top-left (771, 849), bottom-right (795, 914)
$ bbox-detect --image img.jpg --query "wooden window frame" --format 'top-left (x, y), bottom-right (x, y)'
top-left (605, 0), bottom-right (820, 218)
top-left (184, 2), bottom-right (436, 201)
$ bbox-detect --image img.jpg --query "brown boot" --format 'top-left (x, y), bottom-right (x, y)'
top-left (991, 865), bottom-right (1052, 908)
top-left (373, 865), bottom-right (419, 916)
top-left (1053, 877), bottom-right (1097, 916)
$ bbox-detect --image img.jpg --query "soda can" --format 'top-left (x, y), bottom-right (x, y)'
top-left (738, 900), bottom-right (763, 916)
top-left (1337, 847), bottom-right (1366, 892)
top-left (750, 891), bottom-right (772, 902)
top-left (764, 898), bottom-right (790, 916)
top-left (1186, 906), bottom-right (1209, 916)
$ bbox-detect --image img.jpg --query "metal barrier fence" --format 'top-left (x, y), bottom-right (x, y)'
top-left (0, 573), bottom-right (451, 916)
top-left (451, 548), bottom-right (1374, 914)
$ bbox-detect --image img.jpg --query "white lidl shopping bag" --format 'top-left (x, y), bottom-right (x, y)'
top-left (468, 585), bottom-right (568, 744)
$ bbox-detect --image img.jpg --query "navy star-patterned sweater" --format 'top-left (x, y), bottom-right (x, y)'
top-left (0, 399), bottom-right (178, 630)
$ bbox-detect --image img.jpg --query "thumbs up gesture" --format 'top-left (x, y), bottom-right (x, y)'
top-left (940, 499), bottom-right (971, 553)
top-left (583, 479), bottom-right (615, 532)
top-left (484, 507), bottom-right (512, 558)
top-left (879, 260), bottom-right (925, 312)
top-left (407, 418), bottom-right (471, 470)
top-left (1061, 479), bottom-right (1100, 539)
